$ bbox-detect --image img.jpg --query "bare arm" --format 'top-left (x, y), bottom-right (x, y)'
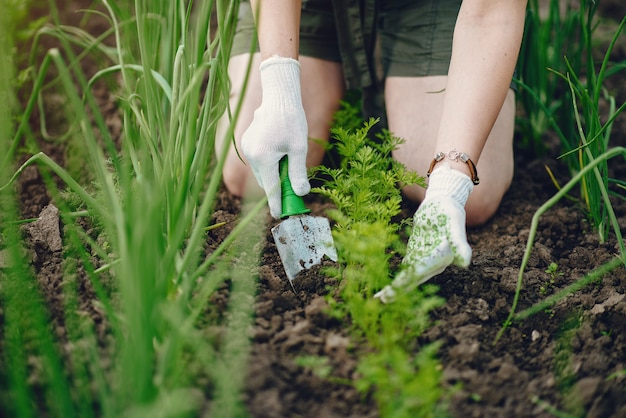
top-left (250, 0), bottom-right (302, 59)
top-left (436, 0), bottom-right (527, 174)
top-left (241, 1), bottom-right (309, 217)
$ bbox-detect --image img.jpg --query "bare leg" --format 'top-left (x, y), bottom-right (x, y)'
top-left (386, 75), bottom-right (515, 226)
top-left (216, 53), bottom-right (345, 197)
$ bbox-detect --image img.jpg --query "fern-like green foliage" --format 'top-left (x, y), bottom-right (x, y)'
top-left (313, 117), bottom-right (425, 228)
top-left (312, 117), bottom-right (446, 417)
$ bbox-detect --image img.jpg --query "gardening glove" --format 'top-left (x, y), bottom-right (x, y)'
top-left (241, 56), bottom-right (310, 218)
top-left (374, 164), bottom-right (474, 303)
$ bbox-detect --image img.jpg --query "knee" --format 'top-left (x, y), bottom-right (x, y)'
top-left (465, 196), bottom-right (502, 227)
top-left (221, 162), bottom-right (251, 197)
top-left (401, 184), bottom-right (426, 204)
top-left (465, 177), bottom-right (512, 227)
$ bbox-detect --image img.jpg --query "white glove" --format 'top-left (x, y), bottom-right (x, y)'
top-left (241, 56), bottom-right (310, 218)
top-left (375, 164), bottom-right (474, 302)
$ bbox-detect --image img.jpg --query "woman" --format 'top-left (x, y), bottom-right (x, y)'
top-left (216, 0), bottom-right (528, 300)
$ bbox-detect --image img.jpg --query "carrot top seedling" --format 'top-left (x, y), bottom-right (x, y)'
top-left (313, 117), bottom-right (447, 417)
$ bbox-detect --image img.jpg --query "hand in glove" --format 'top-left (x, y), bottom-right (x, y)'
top-left (375, 164), bottom-right (474, 303)
top-left (241, 56), bottom-right (310, 218)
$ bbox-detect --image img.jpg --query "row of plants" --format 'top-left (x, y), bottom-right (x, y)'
top-left (1, 0), bottom-right (265, 416)
top-left (500, 1), bottom-right (626, 413)
top-left (517, 0), bottom-right (626, 241)
top-left (312, 118), bottom-right (448, 417)
top-left (505, 0), bottom-right (626, 338)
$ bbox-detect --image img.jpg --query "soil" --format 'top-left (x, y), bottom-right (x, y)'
top-left (7, 1), bottom-right (626, 417)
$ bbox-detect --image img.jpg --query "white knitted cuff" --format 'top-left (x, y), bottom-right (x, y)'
top-left (259, 56), bottom-right (302, 110)
top-left (425, 163), bottom-right (474, 206)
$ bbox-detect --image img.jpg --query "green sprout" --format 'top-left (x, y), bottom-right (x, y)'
top-left (540, 262), bottom-right (564, 295)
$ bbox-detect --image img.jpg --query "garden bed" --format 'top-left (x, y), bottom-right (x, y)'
top-left (6, 1), bottom-right (626, 417)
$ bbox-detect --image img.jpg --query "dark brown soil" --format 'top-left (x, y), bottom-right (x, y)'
top-left (8, 1), bottom-right (626, 417)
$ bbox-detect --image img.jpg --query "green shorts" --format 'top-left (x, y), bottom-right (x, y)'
top-left (231, 0), bottom-right (461, 89)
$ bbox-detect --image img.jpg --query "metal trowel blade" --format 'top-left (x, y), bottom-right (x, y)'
top-left (271, 214), bottom-right (338, 283)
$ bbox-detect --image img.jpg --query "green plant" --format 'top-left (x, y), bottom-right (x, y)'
top-left (1, 1), bottom-right (18, 136)
top-left (356, 343), bottom-right (448, 418)
top-left (545, 262), bottom-right (563, 280)
top-left (315, 117), bottom-right (423, 228)
top-left (496, 147), bottom-right (626, 343)
top-left (516, 0), bottom-right (583, 153)
top-left (1, 0), bottom-right (266, 416)
top-left (606, 369), bottom-right (626, 381)
top-left (517, 0), bottom-right (626, 240)
top-left (0, 3), bottom-right (38, 415)
top-left (496, 3), bottom-right (626, 342)
top-left (294, 355), bottom-right (334, 379)
top-left (331, 89), bottom-right (365, 133)
top-left (532, 396), bottom-right (581, 418)
top-left (554, 313), bottom-right (584, 392)
top-left (555, 8), bottom-right (626, 240)
top-left (556, 313), bottom-right (587, 417)
top-left (540, 262), bottom-right (563, 295)
top-left (313, 119), bottom-right (446, 417)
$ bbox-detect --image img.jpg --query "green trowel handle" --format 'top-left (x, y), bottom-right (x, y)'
top-left (279, 156), bottom-right (311, 219)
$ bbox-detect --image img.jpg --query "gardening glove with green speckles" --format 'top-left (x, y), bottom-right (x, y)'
top-left (375, 164), bottom-right (474, 303)
top-left (241, 56), bottom-right (310, 218)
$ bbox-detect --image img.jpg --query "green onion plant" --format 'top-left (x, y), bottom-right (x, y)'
top-left (1, 0), bottom-right (264, 416)
top-left (494, 1), bottom-right (626, 345)
top-left (518, 0), bottom-right (626, 240)
top-left (495, 144), bottom-right (626, 343)
top-left (516, 0), bottom-right (583, 154)
top-left (554, 3), bottom-right (626, 241)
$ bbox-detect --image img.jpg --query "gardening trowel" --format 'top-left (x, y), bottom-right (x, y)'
top-left (271, 157), bottom-right (338, 284)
